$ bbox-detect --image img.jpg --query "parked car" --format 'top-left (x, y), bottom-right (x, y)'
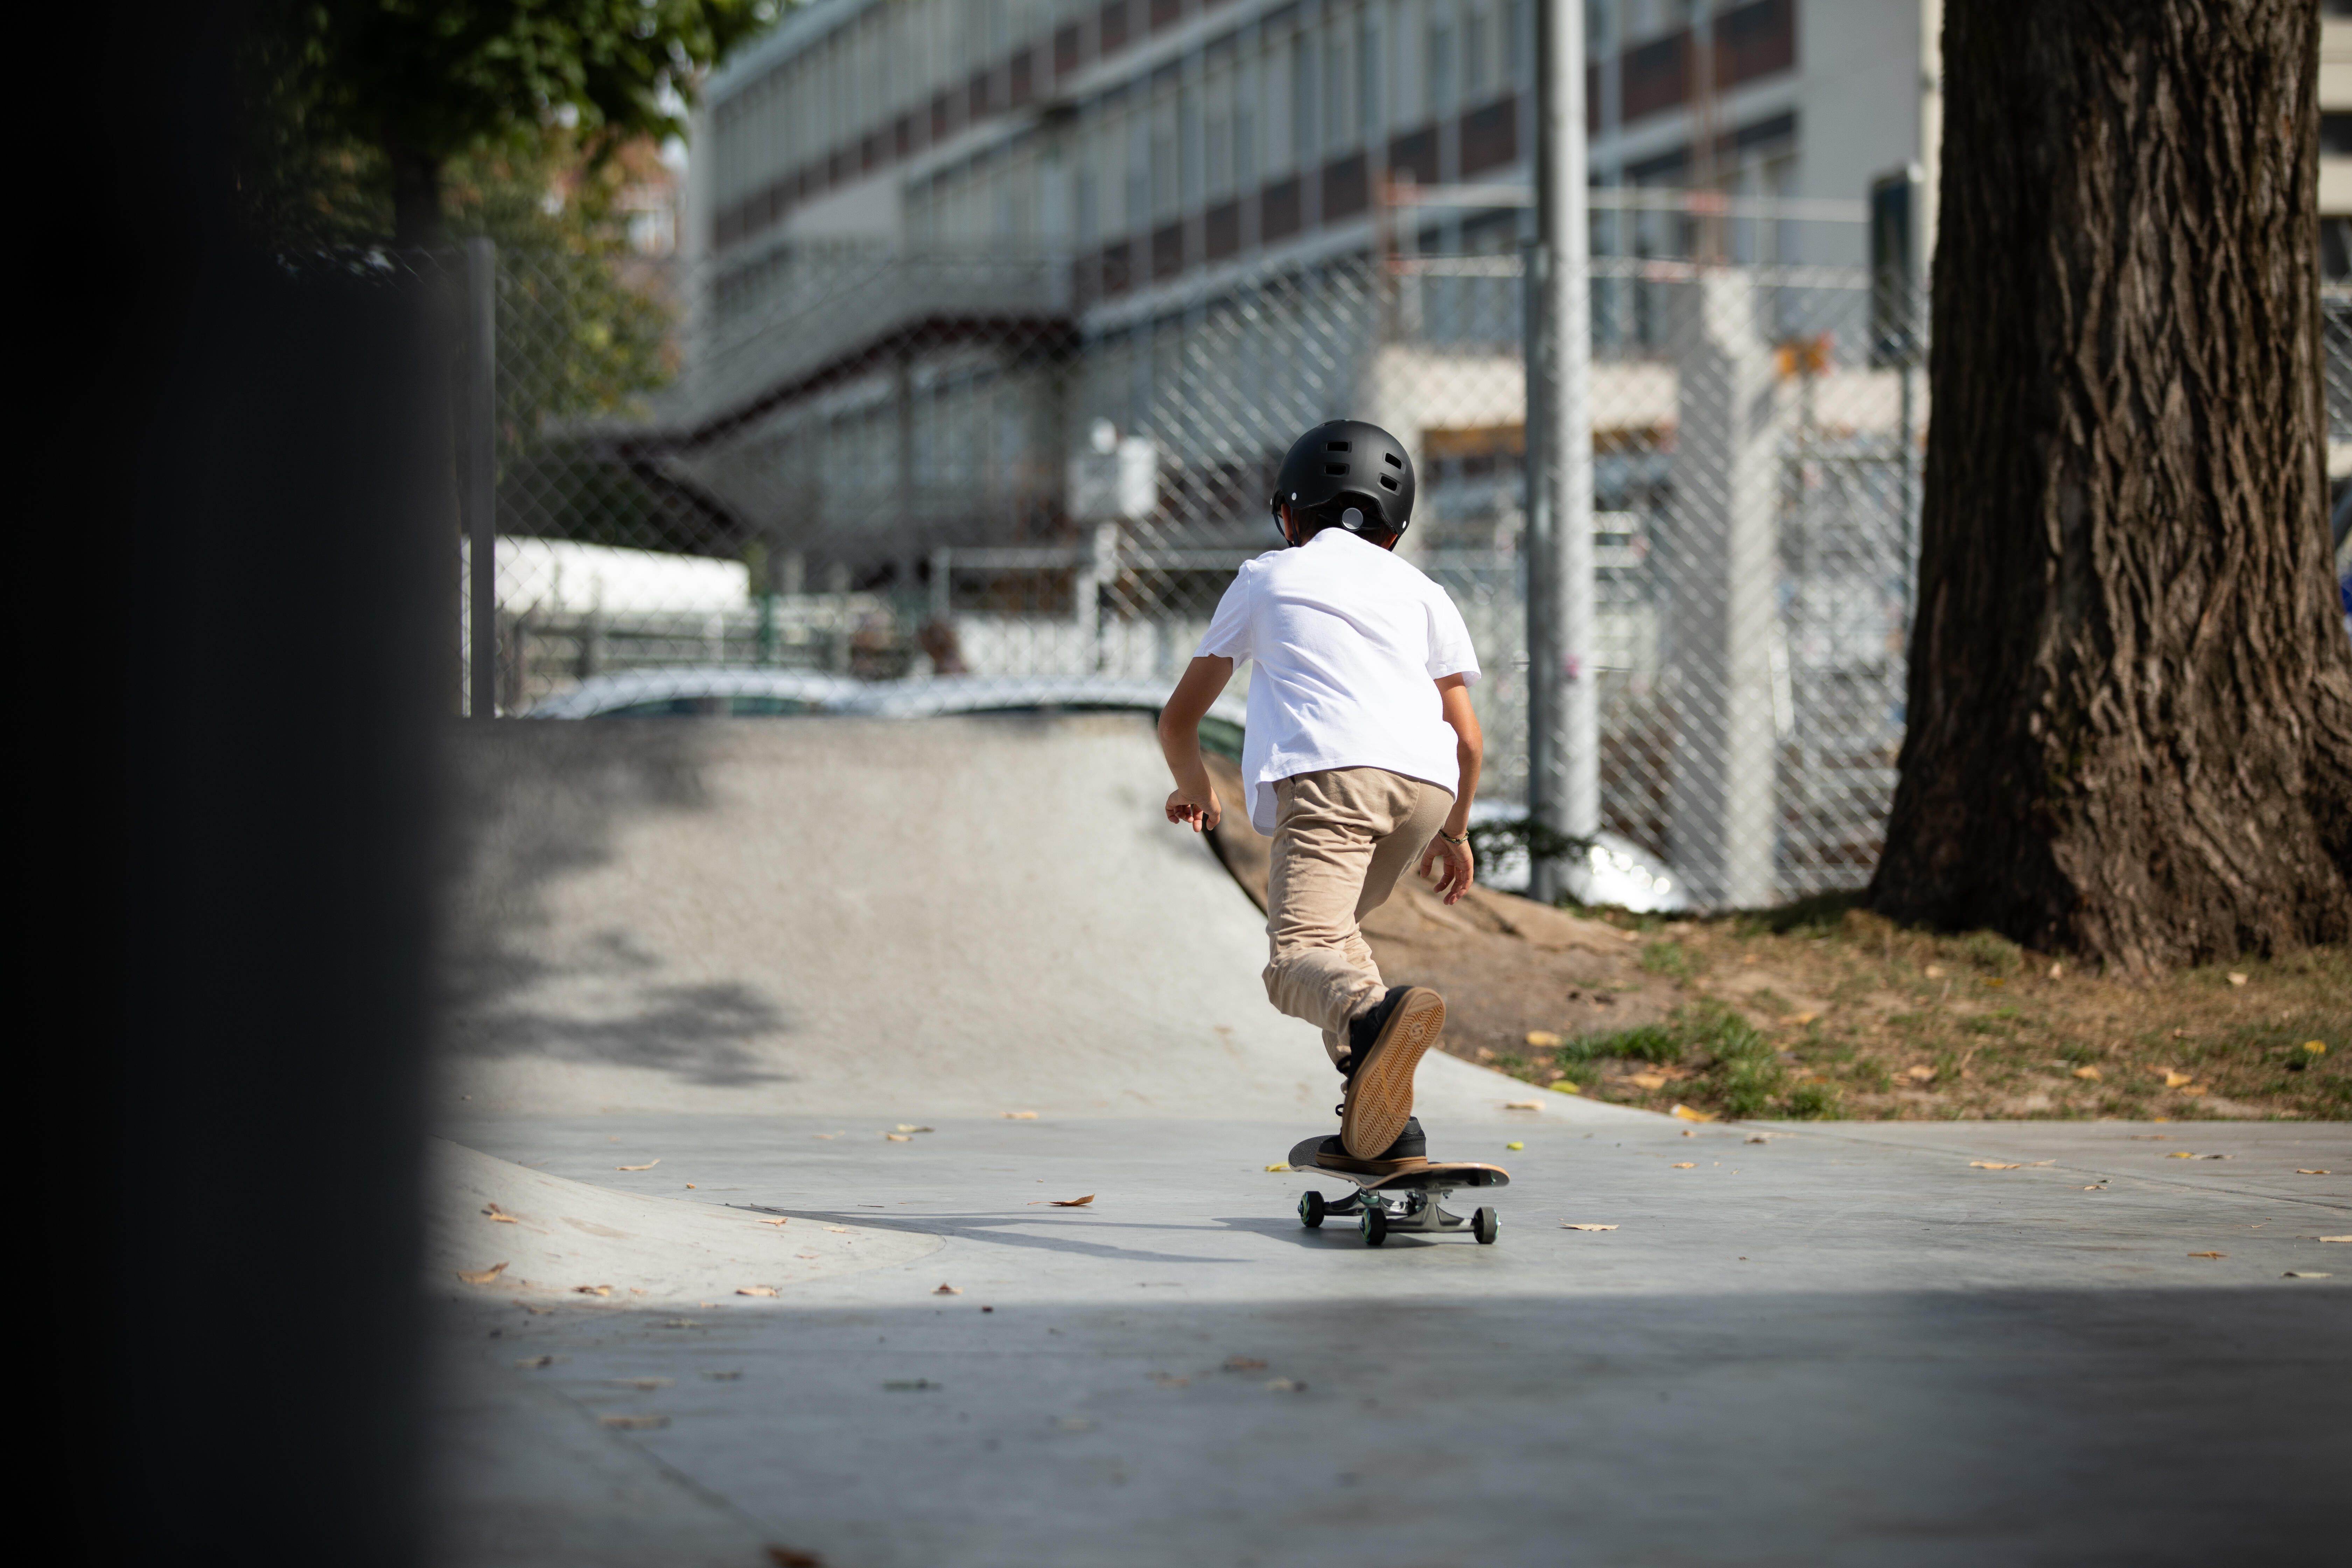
top-left (525, 669), bottom-right (1247, 755)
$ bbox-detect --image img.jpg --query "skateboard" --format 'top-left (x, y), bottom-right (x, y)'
top-left (1283, 1135), bottom-right (1510, 1247)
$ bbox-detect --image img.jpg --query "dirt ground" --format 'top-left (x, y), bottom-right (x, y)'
top-left (1201, 757), bottom-right (2350, 1122)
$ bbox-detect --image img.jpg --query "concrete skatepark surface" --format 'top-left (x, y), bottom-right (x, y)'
top-left (434, 718), bottom-right (2349, 1566)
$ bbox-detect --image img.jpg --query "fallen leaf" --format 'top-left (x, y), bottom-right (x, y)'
top-left (2303, 1041), bottom-right (2329, 1057)
top-left (1746, 1135), bottom-right (1772, 1144)
top-left (1620, 929), bottom-right (1642, 942)
top-left (1264, 1163), bottom-right (1289, 1171)
top-left (1681, 1128), bottom-right (1697, 1137)
top-left (1561, 1223), bottom-right (1619, 1231)
top-left (825, 1226), bottom-right (852, 1233)
top-left (1970, 1161), bottom-right (2024, 1170)
top-left (1504, 1099), bottom-right (1544, 1110)
top-left (2162, 1070), bottom-right (2193, 1088)
top-left (2081, 1185), bottom-right (2108, 1190)
top-left (797, 1253), bottom-right (817, 1259)
top-left (2318, 1237), bottom-right (2352, 1244)
top-left (2283, 1271), bottom-right (2332, 1279)
top-left (1149, 1373), bottom-right (1190, 1387)
top-left (1670, 1162), bottom-right (1697, 1169)
top-left (759, 1217), bottom-right (789, 1227)
top-left (629, 1288), bottom-right (647, 1296)
top-left (1525, 1030), bottom-right (1563, 1048)
top-left (933, 1283), bottom-right (962, 1295)
top-left (1264, 1378), bottom-right (1306, 1393)
top-left (895, 1125), bottom-right (935, 1133)
top-left (514, 1355), bottom-right (557, 1368)
top-left (1671, 1104), bottom-right (1716, 1122)
top-left (599, 1414), bottom-right (668, 1430)
top-left (2047, 962), bottom-right (2063, 979)
top-left (1779, 1011), bottom-right (1820, 1027)
top-left (2187, 1252), bottom-right (2226, 1259)
top-left (885, 1134), bottom-right (912, 1142)
top-left (615, 1161), bottom-right (660, 1171)
top-left (1906, 1064), bottom-right (1936, 1082)
top-left (2197, 1153), bottom-right (2230, 1160)
top-left (2072, 1066), bottom-right (2102, 1082)
top-left (2181, 1085), bottom-right (2208, 1097)
top-left (607, 1378), bottom-right (673, 1390)
top-left (1924, 965), bottom-right (1945, 978)
top-left (1003, 1111), bottom-right (1039, 1120)
top-left (483, 1203), bottom-right (519, 1224)
top-left (2296, 1169), bottom-right (2331, 1175)
top-left (1548, 1079), bottom-right (1580, 1094)
top-left (1982, 976), bottom-right (2005, 988)
top-left (1505, 1141), bottom-right (1525, 1150)
top-left (574, 1285), bottom-right (612, 1297)
top-left (456, 1262), bottom-right (510, 1285)
top-left (1049, 1195), bottom-right (1096, 1207)
top-left (661, 1319), bottom-right (701, 1329)
top-left (1628, 1072), bottom-right (1669, 1090)
top-left (1224, 1356), bottom-right (1268, 1371)
top-left (2166, 1151), bottom-right (2197, 1159)
top-left (685, 1184), bottom-right (696, 1190)
top-left (737, 1287), bottom-right (778, 1297)
top-left (2227, 972), bottom-right (2247, 986)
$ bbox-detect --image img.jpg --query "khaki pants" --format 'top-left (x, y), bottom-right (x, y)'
top-left (1261, 768), bottom-right (1455, 1069)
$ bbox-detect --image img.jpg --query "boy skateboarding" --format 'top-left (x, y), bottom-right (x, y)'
top-left (1157, 420), bottom-right (1483, 1176)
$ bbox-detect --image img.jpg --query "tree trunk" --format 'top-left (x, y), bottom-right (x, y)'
top-left (1871, 0), bottom-right (2352, 975)
top-left (388, 140), bottom-right (443, 250)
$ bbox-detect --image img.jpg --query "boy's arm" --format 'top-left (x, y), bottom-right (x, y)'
top-left (1157, 656), bottom-right (1235, 832)
top-left (1418, 674), bottom-right (1483, 903)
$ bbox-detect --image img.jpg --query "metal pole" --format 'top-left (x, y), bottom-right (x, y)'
top-left (465, 237), bottom-right (498, 720)
top-left (1529, 0), bottom-right (1596, 901)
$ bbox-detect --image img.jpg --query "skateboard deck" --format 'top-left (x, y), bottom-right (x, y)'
top-left (1283, 1135), bottom-right (1510, 1246)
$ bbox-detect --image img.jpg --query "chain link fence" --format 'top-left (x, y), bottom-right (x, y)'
top-left (452, 229), bottom-right (1929, 907)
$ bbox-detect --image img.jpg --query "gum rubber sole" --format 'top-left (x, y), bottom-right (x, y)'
top-left (1340, 987), bottom-right (1446, 1158)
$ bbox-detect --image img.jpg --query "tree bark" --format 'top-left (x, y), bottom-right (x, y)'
top-left (388, 139), bottom-right (443, 250)
top-left (1871, 0), bottom-right (2352, 975)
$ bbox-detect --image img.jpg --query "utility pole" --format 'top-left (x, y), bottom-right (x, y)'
top-left (1526, 0), bottom-right (1596, 901)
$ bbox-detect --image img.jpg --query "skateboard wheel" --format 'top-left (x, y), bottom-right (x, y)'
top-left (1360, 1206), bottom-right (1388, 1247)
top-left (1298, 1190), bottom-right (1326, 1229)
top-left (1472, 1206), bottom-right (1498, 1245)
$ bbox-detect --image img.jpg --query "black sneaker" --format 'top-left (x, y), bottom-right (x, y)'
top-left (1314, 1117), bottom-right (1428, 1176)
top-left (1338, 985), bottom-right (1446, 1158)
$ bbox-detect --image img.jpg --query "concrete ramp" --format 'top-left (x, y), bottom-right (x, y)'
top-left (443, 715), bottom-right (1540, 1124)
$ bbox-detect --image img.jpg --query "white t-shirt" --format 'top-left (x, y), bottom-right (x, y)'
top-left (1194, 527), bottom-right (1482, 834)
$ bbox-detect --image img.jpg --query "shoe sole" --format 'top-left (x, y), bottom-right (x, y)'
top-left (1315, 1149), bottom-right (1430, 1177)
top-left (1341, 987), bottom-right (1445, 1159)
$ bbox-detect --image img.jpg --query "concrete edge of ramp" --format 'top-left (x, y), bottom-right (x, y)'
top-left (427, 1138), bottom-right (942, 1305)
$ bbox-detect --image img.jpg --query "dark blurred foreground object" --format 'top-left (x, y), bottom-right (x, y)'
top-left (1876, 0), bottom-right (2352, 973)
top-left (102, 8), bottom-right (442, 1567)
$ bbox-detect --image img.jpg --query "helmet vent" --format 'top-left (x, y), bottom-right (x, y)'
top-left (1326, 440), bottom-right (1351, 451)
top-left (1324, 463), bottom-right (1349, 475)
top-left (1379, 475), bottom-right (1399, 491)
top-left (1383, 451), bottom-right (1404, 468)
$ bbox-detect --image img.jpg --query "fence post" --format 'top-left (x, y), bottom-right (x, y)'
top-left (1528, 0), bottom-right (1597, 900)
top-left (464, 237), bottom-right (497, 719)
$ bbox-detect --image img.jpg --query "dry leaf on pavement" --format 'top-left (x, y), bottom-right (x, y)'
top-left (825, 1226), bottom-right (852, 1233)
top-left (1150, 1373), bottom-right (1190, 1387)
top-left (933, 1283), bottom-right (962, 1295)
top-left (615, 1161), bottom-right (660, 1171)
top-left (1002, 1111), bottom-right (1039, 1119)
top-left (483, 1203), bottom-right (519, 1223)
top-left (1671, 1104), bottom-right (1716, 1122)
top-left (895, 1125), bottom-right (934, 1133)
top-left (1264, 1163), bottom-right (1289, 1171)
top-left (1506, 1141), bottom-right (1525, 1150)
top-left (1224, 1356), bottom-right (1268, 1371)
top-left (737, 1287), bottom-right (778, 1297)
top-left (1562, 1223), bottom-right (1619, 1231)
top-left (456, 1262), bottom-right (509, 1285)
top-left (574, 1284), bottom-right (612, 1297)
top-left (2297, 1169), bottom-right (2331, 1175)
top-left (515, 1355), bottom-right (558, 1368)
top-left (885, 1134), bottom-right (912, 1142)
top-left (1970, 1162), bottom-right (2024, 1170)
top-left (1264, 1378), bottom-right (1306, 1392)
top-left (607, 1378), bottom-right (673, 1389)
top-left (2187, 1252), bottom-right (2226, 1259)
top-left (2283, 1271), bottom-right (2332, 1279)
top-left (1504, 1099), bottom-right (1544, 1110)
top-left (1670, 1162), bottom-right (1697, 1169)
top-left (759, 1217), bottom-right (789, 1227)
top-left (2166, 1151), bottom-right (2198, 1158)
top-left (2317, 1236), bottom-right (2352, 1243)
top-left (599, 1414), bottom-right (668, 1430)
top-left (1050, 1194), bottom-right (1097, 1207)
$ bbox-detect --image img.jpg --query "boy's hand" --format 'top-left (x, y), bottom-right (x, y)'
top-left (1419, 835), bottom-right (1474, 904)
top-left (1166, 788), bottom-right (1222, 833)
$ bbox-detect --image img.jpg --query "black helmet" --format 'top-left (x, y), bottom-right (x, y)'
top-left (1268, 420), bottom-right (1415, 542)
